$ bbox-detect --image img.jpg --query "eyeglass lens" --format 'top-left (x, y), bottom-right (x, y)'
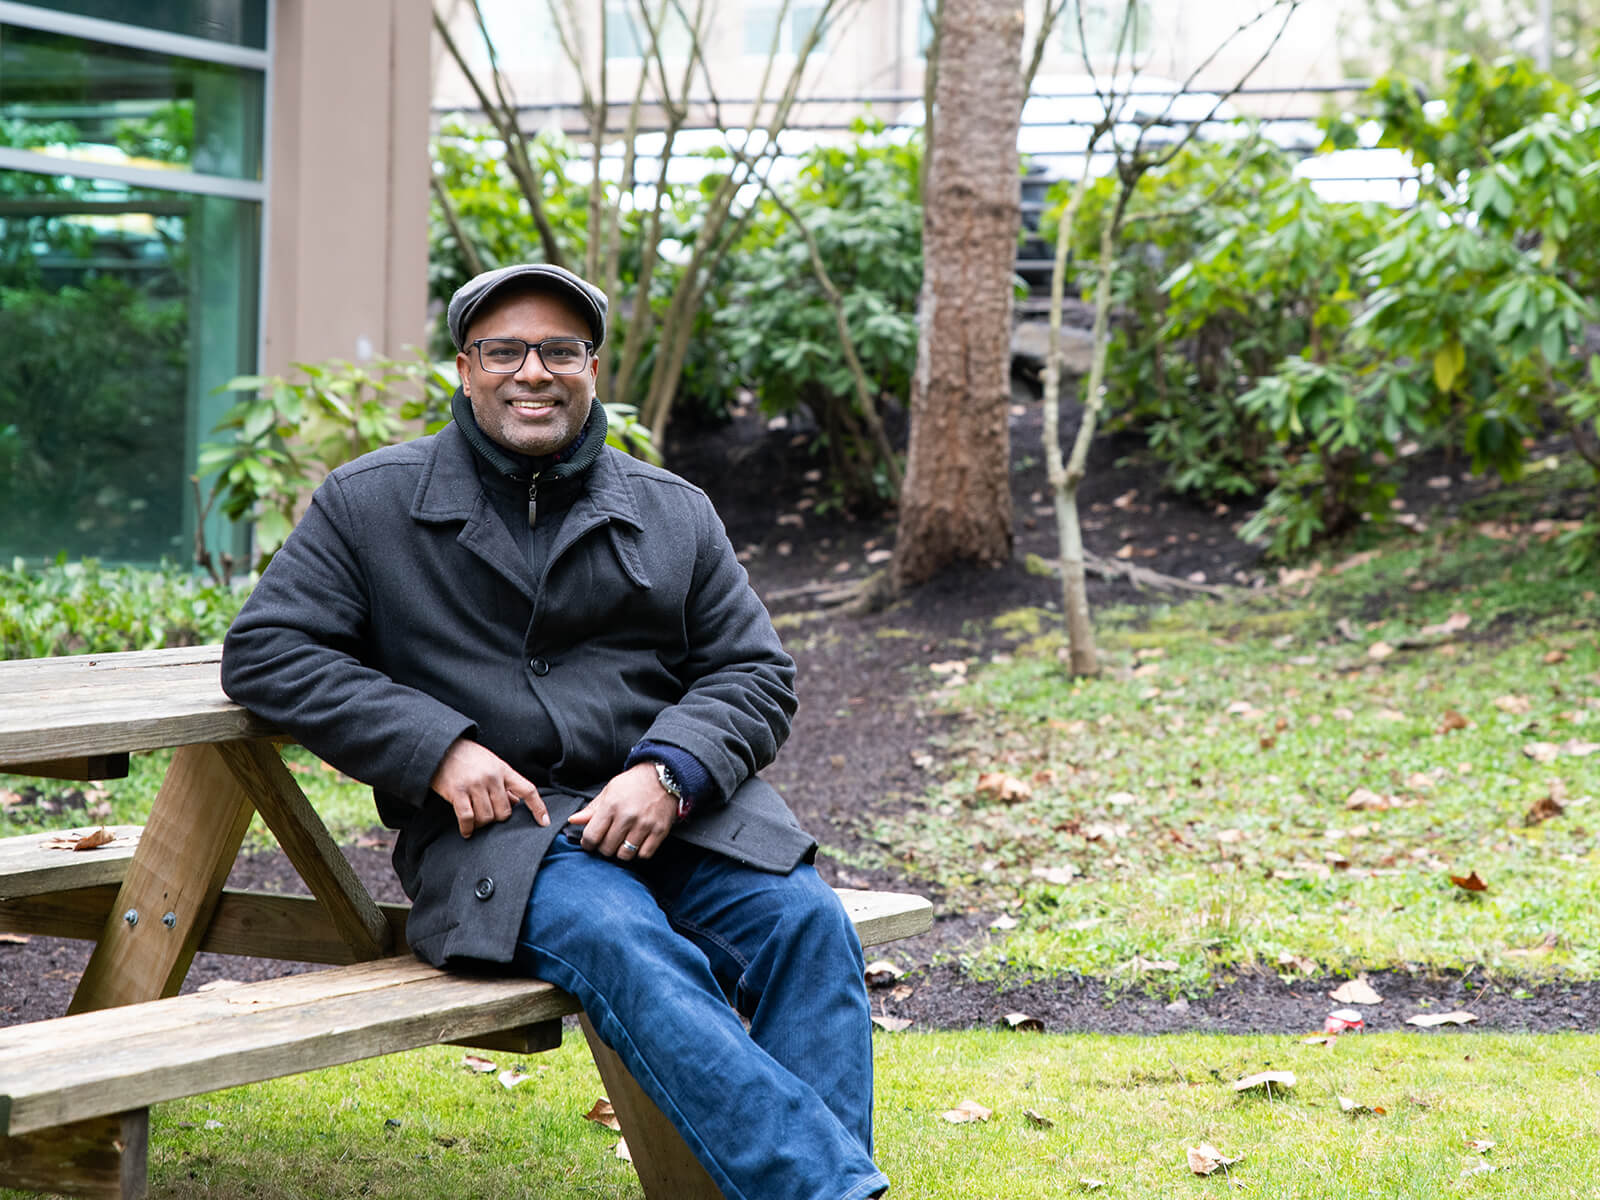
top-left (476, 338), bottom-right (590, 374)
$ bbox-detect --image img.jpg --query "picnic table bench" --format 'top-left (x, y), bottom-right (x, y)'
top-left (0, 647), bottom-right (932, 1199)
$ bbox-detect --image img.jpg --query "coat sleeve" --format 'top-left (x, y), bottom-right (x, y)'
top-left (633, 493), bottom-right (798, 804)
top-left (220, 474), bottom-right (473, 809)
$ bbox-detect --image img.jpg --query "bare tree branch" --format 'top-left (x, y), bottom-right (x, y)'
top-left (430, 170), bottom-right (485, 279)
top-left (433, 6), bottom-right (565, 265)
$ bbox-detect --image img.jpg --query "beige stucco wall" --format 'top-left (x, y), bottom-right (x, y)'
top-left (264, 0), bottom-right (432, 373)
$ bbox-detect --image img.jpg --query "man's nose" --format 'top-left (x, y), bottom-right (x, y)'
top-left (513, 345), bottom-right (554, 383)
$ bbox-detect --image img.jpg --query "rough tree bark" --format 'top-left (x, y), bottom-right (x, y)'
top-left (890, 0), bottom-right (1026, 592)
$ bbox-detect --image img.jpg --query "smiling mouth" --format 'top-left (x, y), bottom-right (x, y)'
top-left (508, 396), bottom-right (560, 413)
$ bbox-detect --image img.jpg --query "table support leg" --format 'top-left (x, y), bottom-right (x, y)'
top-left (579, 1014), bottom-right (722, 1199)
top-left (68, 744), bottom-right (257, 1014)
top-left (0, 1110), bottom-right (148, 1199)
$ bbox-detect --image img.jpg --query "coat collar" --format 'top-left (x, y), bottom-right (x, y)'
top-left (408, 422), bottom-right (650, 596)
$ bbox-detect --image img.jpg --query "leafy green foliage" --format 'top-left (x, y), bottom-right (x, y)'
top-left (0, 558), bottom-right (244, 660)
top-left (1073, 58), bottom-right (1600, 559)
top-left (711, 123), bottom-right (922, 508)
top-left (202, 355), bottom-right (458, 563)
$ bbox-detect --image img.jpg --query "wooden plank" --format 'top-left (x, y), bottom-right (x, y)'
top-left (0, 648), bottom-right (282, 769)
top-left (838, 888), bottom-right (935, 946)
top-left (0, 886), bottom-right (409, 964)
top-left (0, 828), bottom-right (144, 900)
top-left (212, 741), bottom-right (392, 961)
top-left (579, 1015), bottom-right (720, 1199)
top-left (2, 754), bottom-right (129, 782)
top-left (1, 881), bottom-right (929, 961)
top-left (0, 1111), bottom-right (147, 1200)
top-left (0, 960), bottom-right (580, 1135)
top-left (68, 746), bottom-right (257, 1014)
top-left (449, 1021), bottom-right (563, 1054)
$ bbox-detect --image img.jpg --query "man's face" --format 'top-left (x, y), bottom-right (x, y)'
top-left (455, 287), bottom-right (599, 459)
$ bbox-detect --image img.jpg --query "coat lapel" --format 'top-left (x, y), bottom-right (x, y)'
top-left (409, 424), bottom-right (538, 604)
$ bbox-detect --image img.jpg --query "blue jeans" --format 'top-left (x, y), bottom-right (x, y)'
top-left (513, 833), bottom-right (887, 1200)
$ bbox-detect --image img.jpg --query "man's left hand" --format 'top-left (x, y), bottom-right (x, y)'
top-left (569, 762), bottom-right (678, 860)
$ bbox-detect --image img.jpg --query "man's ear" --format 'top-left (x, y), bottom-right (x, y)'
top-left (456, 351), bottom-right (471, 395)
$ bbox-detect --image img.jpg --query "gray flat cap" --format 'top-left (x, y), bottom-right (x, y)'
top-left (447, 263), bottom-right (608, 351)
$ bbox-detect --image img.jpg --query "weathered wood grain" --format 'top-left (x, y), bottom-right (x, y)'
top-left (0, 648), bottom-right (280, 768)
top-left (0, 1111), bottom-right (147, 1199)
top-left (0, 958), bottom-right (578, 1135)
top-left (68, 746), bottom-right (256, 1014)
top-left (580, 1014), bottom-right (720, 1198)
top-left (0, 828), bottom-right (144, 900)
top-left (212, 740), bottom-right (392, 960)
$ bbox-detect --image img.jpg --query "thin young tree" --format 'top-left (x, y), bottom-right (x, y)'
top-left (1041, 0), bottom-right (1302, 676)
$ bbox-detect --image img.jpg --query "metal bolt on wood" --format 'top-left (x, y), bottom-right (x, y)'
top-left (162, 912), bottom-right (177, 928)
top-left (123, 909), bottom-right (139, 926)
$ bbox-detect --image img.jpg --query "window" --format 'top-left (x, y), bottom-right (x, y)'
top-left (1056, 0), bottom-right (1151, 60)
top-left (604, 1), bottom-right (693, 60)
top-left (0, 2), bottom-right (265, 563)
top-left (744, 3), bottom-right (825, 57)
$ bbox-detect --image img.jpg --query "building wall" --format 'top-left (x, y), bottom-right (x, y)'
top-left (432, 0), bottom-right (1364, 130)
top-left (265, 0), bottom-right (432, 372)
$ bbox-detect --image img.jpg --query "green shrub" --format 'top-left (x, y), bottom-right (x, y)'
top-left (0, 558), bottom-right (245, 660)
top-left (711, 121), bottom-right (922, 508)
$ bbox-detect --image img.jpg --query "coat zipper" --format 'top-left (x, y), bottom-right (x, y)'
top-left (527, 470), bottom-right (541, 528)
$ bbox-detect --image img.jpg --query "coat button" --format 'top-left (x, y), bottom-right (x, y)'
top-left (529, 657), bottom-right (550, 676)
top-left (473, 877), bottom-right (495, 900)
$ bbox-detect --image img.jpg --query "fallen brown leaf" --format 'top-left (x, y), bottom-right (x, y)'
top-left (941, 1099), bottom-right (992, 1124)
top-left (1022, 1108), bottom-right (1055, 1129)
top-left (975, 771), bottom-right (1032, 804)
top-left (1523, 741), bottom-right (1561, 764)
top-left (615, 1137), bottom-right (633, 1162)
top-left (864, 960), bottom-right (903, 987)
top-left (871, 1015), bottom-right (912, 1032)
top-left (1437, 709), bottom-right (1470, 733)
top-left (1449, 871), bottom-right (1489, 892)
top-left (461, 1054), bottom-right (497, 1074)
top-left (1419, 612), bottom-right (1471, 637)
top-left (584, 1098), bottom-right (621, 1131)
top-left (1185, 1142), bottom-right (1242, 1176)
top-left (1525, 793), bottom-right (1565, 826)
top-left (1329, 977), bottom-right (1383, 1005)
top-left (1494, 694), bottom-right (1532, 714)
top-left (1233, 1070), bottom-right (1296, 1095)
top-left (1405, 1010), bottom-right (1478, 1028)
top-left (72, 827), bottom-right (115, 851)
top-left (497, 1068), bottom-right (531, 1089)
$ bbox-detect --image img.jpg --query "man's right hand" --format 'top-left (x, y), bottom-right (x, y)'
top-left (429, 738), bottom-right (547, 838)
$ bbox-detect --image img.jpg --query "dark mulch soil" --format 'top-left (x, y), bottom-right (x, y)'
top-left (3, 393), bottom-right (1593, 1036)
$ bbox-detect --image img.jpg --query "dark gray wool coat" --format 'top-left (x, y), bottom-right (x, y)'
top-left (220, 418), bottom-right (813, 967)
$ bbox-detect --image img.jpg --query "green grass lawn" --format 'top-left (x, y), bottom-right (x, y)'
top-left (858, 520), bottom-right (1600, 993)
top-left (0, 1031), bottom-right (1581, 1199)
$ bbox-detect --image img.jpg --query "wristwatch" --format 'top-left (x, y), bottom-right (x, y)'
top-left (654, 761), bottom-right (692, 822)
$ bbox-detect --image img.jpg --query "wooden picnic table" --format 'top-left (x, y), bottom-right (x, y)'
top-left (0, 647), bottom-right (932, 1199)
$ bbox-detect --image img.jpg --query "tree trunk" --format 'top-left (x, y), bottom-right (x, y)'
top-left (890, 0), bottom-right (1025, 591)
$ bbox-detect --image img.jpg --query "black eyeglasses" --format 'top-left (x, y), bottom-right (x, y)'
top-left (468, 337), bottom-right (594, 375)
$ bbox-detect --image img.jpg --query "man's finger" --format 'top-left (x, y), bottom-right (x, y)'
top-left (515, 782), bottom-right (549, 826)
top-left (453, 795), bottom-right (477, 839)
